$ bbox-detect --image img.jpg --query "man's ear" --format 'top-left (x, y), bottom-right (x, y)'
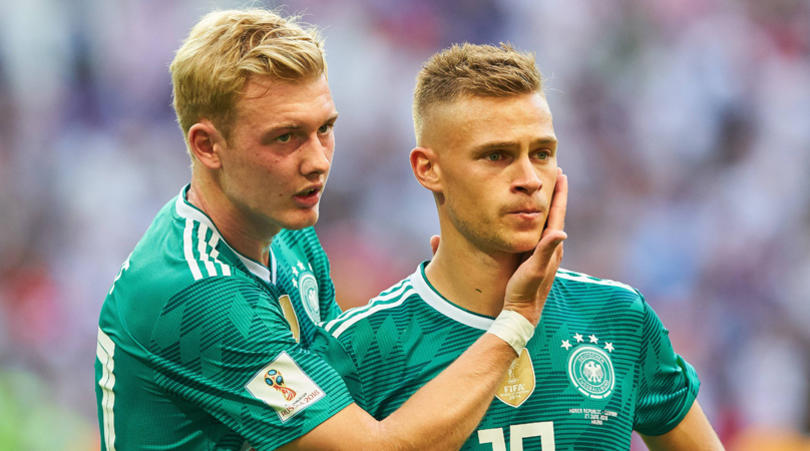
top-left (188, 119), bottom-right (225, 169)
top-left (410, 146), bottom-right (442, 193)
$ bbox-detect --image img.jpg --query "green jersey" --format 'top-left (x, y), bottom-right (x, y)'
top-left (313, 262), bottom-right (699, 450)
top-left (95, 186), bottom-right (352, 450)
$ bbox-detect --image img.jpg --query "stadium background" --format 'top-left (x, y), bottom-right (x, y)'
top-left (0, 0), bottom-right (808, 449)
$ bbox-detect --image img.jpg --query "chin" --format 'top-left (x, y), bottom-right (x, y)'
top-left (503, 233), bottom-right (543, 254)
top-left (281, 211), bottom-right (320, 230)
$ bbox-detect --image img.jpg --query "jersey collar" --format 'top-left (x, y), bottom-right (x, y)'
top-left (409, 261), bottom-right (494, 331)
top-left (174, 185), bottom-right (277, 284)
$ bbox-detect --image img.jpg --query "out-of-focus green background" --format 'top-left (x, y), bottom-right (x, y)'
top-left (1, 0), bottom-right (809, 449)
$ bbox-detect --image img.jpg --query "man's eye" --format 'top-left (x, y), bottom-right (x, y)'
top-left (487, 152), bottom-right (503, 161)
top-left (277, 133), bottom-right (292, 143)
top-left (318, 124), bottom-right (333, 134)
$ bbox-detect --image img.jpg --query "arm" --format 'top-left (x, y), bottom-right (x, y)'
top-left (281, 171), bottom-right (569, 450)
top-left (641, 401), bottom-right (724, 450)
top-left (282, 333), bottom-right (522, 450)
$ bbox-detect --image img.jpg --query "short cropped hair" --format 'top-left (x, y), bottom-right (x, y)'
top-left (170, 9), bottom-right (325, 145)
top-left (413, 43), bottom-right (542, 141)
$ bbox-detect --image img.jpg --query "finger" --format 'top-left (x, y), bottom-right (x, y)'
top-left (430, 235), bottom-right (440, 255)
top-left (508, 231), bottom-right (566, 303)
top-left (544, 170), bottom-right (568, 234)
top-left (544, 241), bottom-right (564, 278)
top-left (521, 229), bottom-right (567, 275)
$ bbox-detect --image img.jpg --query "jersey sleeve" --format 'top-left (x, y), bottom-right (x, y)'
top-left (147, 277), bottom-right (353, 450)
top-left (633, 292), bottom-right (700, 435)
top-left (310, 325), bottom-right (368, 410)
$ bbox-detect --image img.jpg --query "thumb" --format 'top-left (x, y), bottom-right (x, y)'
top-left (522, 230), bottom-right (567, 275)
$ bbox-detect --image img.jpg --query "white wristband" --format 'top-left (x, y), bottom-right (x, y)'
top-left (487, 310), bottom-right (535, 355)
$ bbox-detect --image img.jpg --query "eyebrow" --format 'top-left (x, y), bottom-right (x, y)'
top-left (259, 113), bottom-right (339, 141)
top-left (473, 136), bottom-right (557, 152)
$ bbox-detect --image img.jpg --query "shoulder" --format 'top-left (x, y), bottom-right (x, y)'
top-left (102, 198), bottom-right (261, 343)
top-left (555, 268), bottom-right (637, 293)
top-left (321, 277), bottom-right (419, 341)
top-left (553, 268), bottom-right (646, 312)
top-left (124, 200), bottom-right (242, 302)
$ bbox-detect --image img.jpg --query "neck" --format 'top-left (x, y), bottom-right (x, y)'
top-left (425, 229), bottom-right (522, 318)
top-left (187, 176), bottom-right (277, 266)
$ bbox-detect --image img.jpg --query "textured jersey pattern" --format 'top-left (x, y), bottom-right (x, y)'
top-left (95, 187), bottom-right (351, 450)
top-left (313, 263), bottom-right (699, 450)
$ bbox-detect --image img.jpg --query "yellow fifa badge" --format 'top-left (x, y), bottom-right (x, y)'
top-left (495, 348), bottom-right (535, 407)
top-left (278, 295), bottom-right (300, 343)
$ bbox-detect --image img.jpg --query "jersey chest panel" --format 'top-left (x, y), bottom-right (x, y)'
top-left (272, 243), bottom-right (326, 348)
top-left (362, 304), bottom-right (641, 450)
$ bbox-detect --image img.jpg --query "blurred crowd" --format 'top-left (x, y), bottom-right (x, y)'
top-left (0, 0), bottom-right (808, 449)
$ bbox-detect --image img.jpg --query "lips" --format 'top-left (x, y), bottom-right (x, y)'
top-left (505, 206), bottom-right (545, 224)
top-left (507, 206), bottom-right (543, 215)
top-left (297, 186), bottom-right (320, 197)
top-left (293, 185), bottom-right (323, 207)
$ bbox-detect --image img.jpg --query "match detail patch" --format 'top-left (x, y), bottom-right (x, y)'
top-left (245, 351), bottom-right (325, 422)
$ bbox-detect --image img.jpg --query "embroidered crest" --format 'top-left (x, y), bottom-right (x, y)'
top-left (566, 344), bottom-right (614, 399)
top-left (299, 273), bottom-right (321, 325)
top-left (292, 261), bottom-right (321, 325)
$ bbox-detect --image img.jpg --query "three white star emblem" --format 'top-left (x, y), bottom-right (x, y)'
top-left (567, 333), bottom-right (614, 352)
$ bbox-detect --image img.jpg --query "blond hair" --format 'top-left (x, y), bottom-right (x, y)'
top-left (413, 43), bottom-right (542, 141)
top-left (170, 9), bottom-right (325, 144)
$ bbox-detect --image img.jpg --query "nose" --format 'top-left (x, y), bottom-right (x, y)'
top-left (300, 135), bottom-right (332, 177)
top-left (511, 155), bottom-right (542, 195)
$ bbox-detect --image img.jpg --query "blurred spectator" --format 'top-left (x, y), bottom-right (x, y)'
top-left (0, 0), bottom-right (808, 448)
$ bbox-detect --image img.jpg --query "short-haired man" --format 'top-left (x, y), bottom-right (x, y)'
top-left (95, 11), bottom-right (565, 450)
top-left (314, 43), bottom-right (724, 450)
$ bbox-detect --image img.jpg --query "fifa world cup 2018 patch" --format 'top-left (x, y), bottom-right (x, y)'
top-left (561, 333), bottom-right (616, 400)
top-left (245, 351), bottom-right (325, 422)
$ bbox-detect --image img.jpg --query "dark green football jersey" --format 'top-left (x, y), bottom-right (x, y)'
top-left (313, 262), bottom-right (699, 450)
top-left (95, 186), bottom-right (352, 450)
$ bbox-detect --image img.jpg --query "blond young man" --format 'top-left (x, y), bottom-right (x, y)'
top-left (94, 11), bottom-right (566, 451)
top-left (314, 44), bottom-right (724, 450)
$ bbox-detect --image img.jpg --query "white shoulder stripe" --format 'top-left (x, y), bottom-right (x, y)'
top-left (555, 269), bottom-right (635, 293)
top-left (176, 186), bottom-right (265, 281)
top-left (184, 220), bottom-right (233, 280)
top-left (183, 219), bottom-right (203, 280)
top-left (197, 224), bottom-right (218, 277)
top-left (96, 328), bottom-right (116, 451)
top-left (331, 287), bottom-right (415, 339)
top-left (323, 279), bottom-right (409, 332)
top-left (208, 234), bottom-right (231, 276)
